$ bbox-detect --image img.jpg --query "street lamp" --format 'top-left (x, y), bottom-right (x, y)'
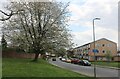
top-left (93, 18), bottom-right (100, 78)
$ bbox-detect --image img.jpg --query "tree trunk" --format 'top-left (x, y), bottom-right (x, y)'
top-left (32, 53), bottom-right (39, 62)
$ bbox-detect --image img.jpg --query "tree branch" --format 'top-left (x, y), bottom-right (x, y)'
top-left (0, 9), bottom-right (24, 21)
top-left (49, 2), bottom-right (70, 30)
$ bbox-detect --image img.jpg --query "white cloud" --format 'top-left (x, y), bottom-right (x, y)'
top-left (95, 26), bottom-right (118, 42)
top-left (71, 30), bottom-right (92, 46)
top-left (68, 0), bottom-right (118, 25)
top-left (72, 26), bottom-right (118, 47)
top-left (68, 0), bottom-right (118, 47)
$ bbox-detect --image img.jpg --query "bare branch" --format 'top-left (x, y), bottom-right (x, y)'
top-left (0, 9), bottom-right (24, 21)
top-left (49, 2), bottom-right (70, 28)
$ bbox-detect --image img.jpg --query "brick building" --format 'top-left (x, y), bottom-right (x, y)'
top-left (72, 38), bottom-right (117, 61)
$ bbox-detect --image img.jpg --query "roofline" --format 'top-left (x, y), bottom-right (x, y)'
top-left (74, 38), bottom-right (117, 49)
top-left (91, 38), bottom-right (117, 44)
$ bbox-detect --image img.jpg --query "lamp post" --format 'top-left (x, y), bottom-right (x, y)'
top-left (93, 18), bottom-right (100, 78)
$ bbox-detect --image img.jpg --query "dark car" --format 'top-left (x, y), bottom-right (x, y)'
top-left (78, 60), bottom-right (91, 66)
top-left (70, 58), bottom-right (80, 64)
top-left (52, 58), bottom-right (56, 61)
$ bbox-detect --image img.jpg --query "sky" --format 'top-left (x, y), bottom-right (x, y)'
top-left (0, 0), bottom-right (119, 49)
top-left (66, 0), bottom-right (118, 48)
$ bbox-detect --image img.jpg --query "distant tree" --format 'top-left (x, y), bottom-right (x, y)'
top-left (105, 51), bottom-right (112, 62)
top-left (1, 34), bottom-right (7, 49)
top-left (1, 1), bottom-right (72, 61)
top-left (67, 49), bottom-right (74, 57)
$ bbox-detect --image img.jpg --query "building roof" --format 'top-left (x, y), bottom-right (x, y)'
top-left (74, 38), bottom-right (116, 49)
top-left (92, 38), bottom-right (117, 44)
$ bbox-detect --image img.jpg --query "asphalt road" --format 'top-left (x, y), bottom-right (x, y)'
top-left (49, 58), bottom-right (119, 77)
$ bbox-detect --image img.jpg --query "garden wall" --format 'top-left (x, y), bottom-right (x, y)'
top-left (2, 52), bottom-right (35, 59)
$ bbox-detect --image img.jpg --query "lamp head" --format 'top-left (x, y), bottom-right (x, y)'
top-left (94, 18), bottom-right (100, 20)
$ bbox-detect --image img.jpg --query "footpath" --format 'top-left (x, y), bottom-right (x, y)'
top-left (95, 65), bottom-right (120, 70)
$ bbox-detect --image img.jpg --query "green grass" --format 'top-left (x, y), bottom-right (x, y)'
top-left (0, 58), bottom-right (2, 78)
top-left (2, 58), bottom-right (85, 77)
top-left (91, 61), bottom-right (120, 68)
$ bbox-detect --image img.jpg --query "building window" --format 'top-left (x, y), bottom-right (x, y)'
top-left (95, 44), bottom-right (98, 47)
top-left (102, 50), bottom-right (105, 53)
top-left (96, 44), bottom-right (101, 47)
top-left (107, 44), bottom-right (112, 47)
top-left (102, 44), bottom-right (105, 47)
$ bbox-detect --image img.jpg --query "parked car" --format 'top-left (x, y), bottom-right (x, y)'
top-left (61, 58), bottom-right (66, 62)
top-left (70, 58), bottom-right (80, 64)
top-left (52, 57), bottom-right (56, 61)
top-left (59, 56), bottom-right (62, 60)
top-left (65, 58), bottom-right (71, 63)
top-left (78, 60), bottom-right (91, 66)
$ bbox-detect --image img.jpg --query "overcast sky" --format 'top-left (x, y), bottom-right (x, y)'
top-left (67, 0), bottom-right (118, 48)
top-left (0, 0), bottom-right (119, 49)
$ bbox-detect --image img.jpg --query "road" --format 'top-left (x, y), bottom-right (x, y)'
top-left (49, 58), bottom-right (119, 77)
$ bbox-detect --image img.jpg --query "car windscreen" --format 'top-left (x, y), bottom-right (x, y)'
top-left (83, 60), bottom-right (90, 63)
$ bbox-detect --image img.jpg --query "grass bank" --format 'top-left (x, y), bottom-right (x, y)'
top-left (2, 58), bottom-right (85, 77)
top-left (91, 61), bottom-right (120, 68)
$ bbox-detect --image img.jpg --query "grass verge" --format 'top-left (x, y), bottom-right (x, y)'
top-left (91, 61), bottom-right (120, 68)
top-left (2, 58), bottom-right (85, 77)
